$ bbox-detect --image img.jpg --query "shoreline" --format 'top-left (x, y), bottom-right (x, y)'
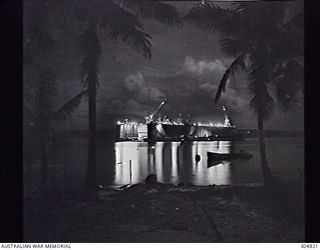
top-left (24, 180), bottom-right (304, 242)
top-left (23, 127), bottom-right (304, 138)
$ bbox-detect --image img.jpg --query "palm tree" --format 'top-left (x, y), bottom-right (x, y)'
top-left (24, 0), bottom-right (90, 185)
top-left (25, 73), bottom-right (88, 186)
top-left (185, 1), bottom-right (303, 184)
top-left (75, 0), bottom-right (180, 194)
top-left (24, 0), bottom-right (62, 186)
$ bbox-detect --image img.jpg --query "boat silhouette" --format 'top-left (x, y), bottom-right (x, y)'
top-left (207, 151), bottom-right (252, 161)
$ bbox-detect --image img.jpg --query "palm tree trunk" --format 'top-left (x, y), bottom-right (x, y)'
top-left (257, 112), bottom-right (272, 184)
top-left (84, 81), bottom-right (97, 191)
top-left (83, 20), bottom-right (99, 195)
top-left (38, 87), bottom-right (48, 186)
top-left (40, 133), bottom-right (48, 186)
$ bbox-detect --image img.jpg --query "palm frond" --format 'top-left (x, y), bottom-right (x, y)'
top-left (184, 3), bottom-right (239, 37)
top-left (272, 60), bottom-right (303, 110)
top-left (231, 2), bottom-right (287, 26)
top-left (271, 18), bottom-right (303, 66)
top-left (249, 82), bottom-right (274, 120)
top-left (52, 89), bottom-right (89, 122)
top-left (100, 2), bottom-right (152, 59)
top-left (230, 2), bottom-right (288, 43)
top-left (214, 54), bottom-right (246, 103)
top-left (220, 38), bottom-right (251, 58)
top-left (248, 62), bottom-right (274, 120)
top-left (118, 0), bottom-right (180, 26)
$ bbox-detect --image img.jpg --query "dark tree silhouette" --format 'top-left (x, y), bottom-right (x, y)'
top-left (24, 1), bottom-right (90, 185)
top-left (24, 1), bottom-right (58, 186)
top-left (75, 0), bottom-right (180, 195)
top-left (185, 1), bottom-right (303, 184)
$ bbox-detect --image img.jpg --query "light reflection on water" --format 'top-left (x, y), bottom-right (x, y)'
top-left (24, 136), bottom-right (304, 192)
top-left (113, 141), bottom-right (235, 187)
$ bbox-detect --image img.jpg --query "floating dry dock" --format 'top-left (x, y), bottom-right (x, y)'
top-left (116, 99), bottom-right (242, 142)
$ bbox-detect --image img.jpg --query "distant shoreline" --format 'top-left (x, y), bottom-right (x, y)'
top-left (24, 127), bottom-right (304, 138)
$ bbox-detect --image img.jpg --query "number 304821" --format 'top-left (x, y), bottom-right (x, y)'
top-left (301, 244), bottom-right (318, 248)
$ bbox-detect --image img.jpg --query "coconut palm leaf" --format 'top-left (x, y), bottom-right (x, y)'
top-left (231, 2), bottom-right (287, 27)
top-left (100, 1), bottom-right (152, 59)
top-left (273, 60), bottom-right (303, 110)
top-left (270, 14), bottom-right (303, 70)
top-left (118, 0), bottom-right (180, 26)
top-left (52, 89), bottom-right (89, 121)
top-left (214, 54), bottom-right (246, 103)
top-left (231, 2), bottom-right (288, 44)
top-left (220, 38), bottom-right (251, 58)
top-left (249, 81), bottom-right (274, 120)
top-left (248, 57), bottom-right (275, 120)
top-left (184, 3), bottom-right (239, 37)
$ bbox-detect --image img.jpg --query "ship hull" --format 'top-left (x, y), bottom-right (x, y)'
top-left (147, 123), bottom-right (192, 141)
top-left (117, 123), bottom-right (242, 141)
top-left (147, 123), bottom-right (241, 141)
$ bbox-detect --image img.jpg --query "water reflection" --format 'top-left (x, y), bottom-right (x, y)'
top-left (114, 141), bottom-right (234, 187)
top-left (24, 136), bottom-right (303, 192)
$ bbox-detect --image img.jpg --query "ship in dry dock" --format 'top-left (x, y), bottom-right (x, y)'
top-left (116, 99), bottom-right (241, 142)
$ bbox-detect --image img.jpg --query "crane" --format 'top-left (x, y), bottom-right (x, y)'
top-left (145, 98), bottom-right (167, 123)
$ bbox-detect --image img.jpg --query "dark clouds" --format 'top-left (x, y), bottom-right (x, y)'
top-left (25, 0), bottom-right (303, 131)
top-left (124, 73), bottom-right (165, 102)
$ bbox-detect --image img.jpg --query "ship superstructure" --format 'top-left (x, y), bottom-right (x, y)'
top-left (116, 99), bottom-right (239, 141)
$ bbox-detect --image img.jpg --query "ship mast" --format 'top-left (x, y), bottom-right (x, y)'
top-left (222, 106), bottom-right (233, 127)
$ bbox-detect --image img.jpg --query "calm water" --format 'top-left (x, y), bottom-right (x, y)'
top-left (24, 135), bottom-right (304, 192)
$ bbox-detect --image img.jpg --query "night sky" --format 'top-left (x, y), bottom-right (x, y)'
top-left (24, 0), bottom-right (304, 131)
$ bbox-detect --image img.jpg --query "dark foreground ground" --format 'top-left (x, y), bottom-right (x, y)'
top-left (24, 181), bottom-right (304, 242)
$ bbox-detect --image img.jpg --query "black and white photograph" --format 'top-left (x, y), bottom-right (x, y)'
top-left (21, 0), bottom-right (305, 243)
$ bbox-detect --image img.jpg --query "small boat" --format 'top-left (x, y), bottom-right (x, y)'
top-left (207, 159), bottom-right (225, 168)
top-left (207, 151), bottom-right (252, 160)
